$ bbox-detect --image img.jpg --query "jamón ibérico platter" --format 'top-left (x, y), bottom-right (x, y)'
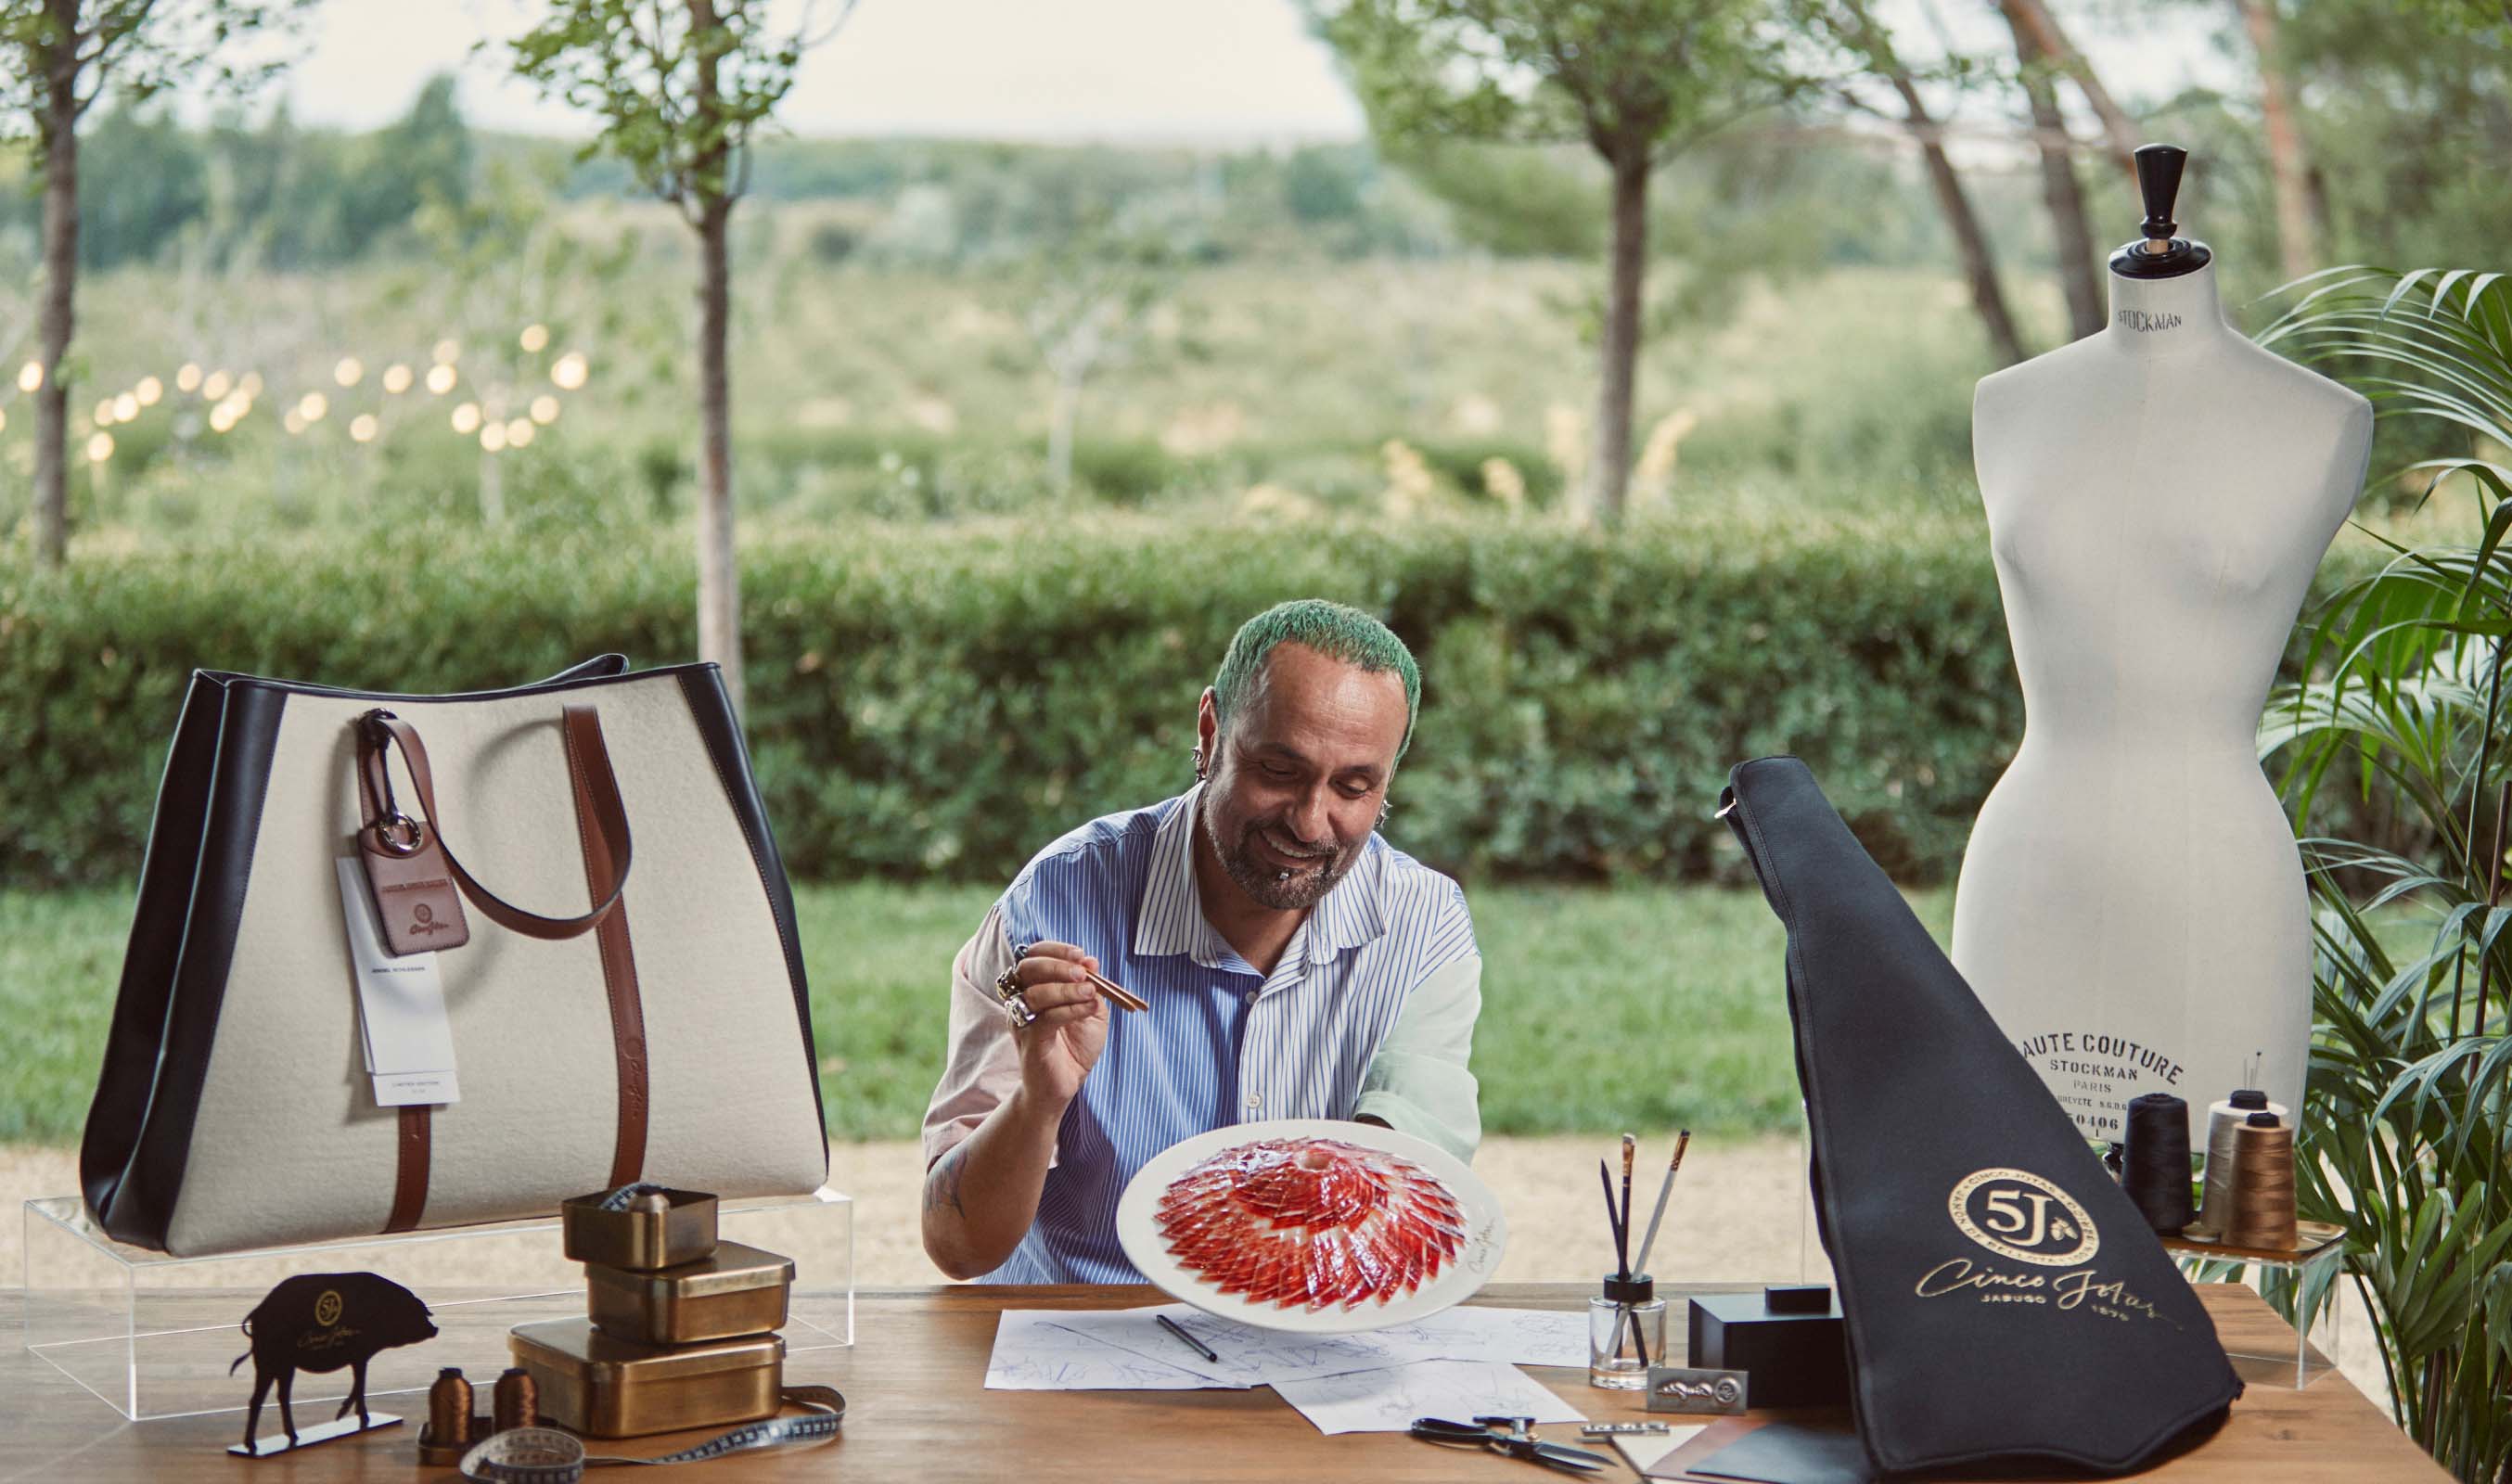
top-left (1115, 1119), bottom-right (1506, 1334)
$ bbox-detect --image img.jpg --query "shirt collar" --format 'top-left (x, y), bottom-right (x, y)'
top-left (1134, 783), bottom-right (1391, 972)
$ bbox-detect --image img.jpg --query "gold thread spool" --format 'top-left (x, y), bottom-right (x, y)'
top-left (493, 1366), bottom-right (538, 1433)
top-left (2194, 1089), bottom-right (2287, 1239)
top-left (2224, 1111), bottom-right (2298, 1249)
top-left (426, 1367), bottom-right (472, 1446)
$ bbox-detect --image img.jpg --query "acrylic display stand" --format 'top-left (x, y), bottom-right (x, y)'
top-left (2165, 1220), bottom-right (2348, 1390)
top-left (1793, 1117), bottom-right (2342, 1389)
top-left (22, 1186), bottom-right (852, 1422)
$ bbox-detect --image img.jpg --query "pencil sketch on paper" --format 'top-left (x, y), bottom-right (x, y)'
top-left (1272, 1359), bottom-right (1586, 1436)
top-left (983, 1311), bottom-right (1229, 1391)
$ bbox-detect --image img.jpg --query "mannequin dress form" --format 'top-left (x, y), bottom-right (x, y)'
top-left (1951, 147), bottom-right (2373, 1145)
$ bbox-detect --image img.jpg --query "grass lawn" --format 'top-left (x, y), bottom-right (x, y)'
top-left (0, 882), bottom-right (1957, 1146)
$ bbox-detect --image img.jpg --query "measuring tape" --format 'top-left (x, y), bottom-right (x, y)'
top-left (456, 1387), bottom-right (846, 1481)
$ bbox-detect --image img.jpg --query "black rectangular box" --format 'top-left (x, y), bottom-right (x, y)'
top-left (1686, 1287), bottom-right (1850, 1408)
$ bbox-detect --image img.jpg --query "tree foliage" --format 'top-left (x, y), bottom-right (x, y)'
top-left (1317, 0), bottom-right (1787, 162)
top-left (0, 0), bottom-right (301, 147)
top-left (505, 0), bottom-right (842, 226)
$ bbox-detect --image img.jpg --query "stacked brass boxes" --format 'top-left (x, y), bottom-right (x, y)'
top-left (507, 1189), bottom-right (799, 1439)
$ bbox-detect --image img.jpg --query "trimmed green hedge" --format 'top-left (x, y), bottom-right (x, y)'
top-left (3, 514), bottom-right (2057, 888)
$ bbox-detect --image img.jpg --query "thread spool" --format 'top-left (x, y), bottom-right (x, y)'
top-left (2193, 1087), bottom-right (2288, 1239)
top-left (2224, 1111), bottom-right (2298, 1249)
top-left (493, 1366), bottom-right (539, 1433)
top-left (426, 1367), bottom-right (472, 1446)
top-left (2121, 1093), bottom-right (2195, 1233)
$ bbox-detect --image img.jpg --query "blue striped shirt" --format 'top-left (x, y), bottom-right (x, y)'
top-left (921, 784), bottom-right (1483, 1283)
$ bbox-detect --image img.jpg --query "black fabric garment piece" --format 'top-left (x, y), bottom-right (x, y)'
top-left (1719, 757), bottom-right (2240, 1478)
top-left (1691, 1422), bottom-right (1876, 1484)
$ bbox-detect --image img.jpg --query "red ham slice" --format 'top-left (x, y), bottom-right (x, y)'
top-left (1154, 1137), bottom-right (1467, 1311)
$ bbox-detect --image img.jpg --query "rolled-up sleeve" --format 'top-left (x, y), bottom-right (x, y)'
top-left (1352, 952), bottom-right (1483, 1163)
top-left (921, 902), bottom-right (1046, 1170)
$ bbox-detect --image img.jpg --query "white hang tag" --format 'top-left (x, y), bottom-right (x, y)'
top-left (336, 857), bottom-right (461, 1107)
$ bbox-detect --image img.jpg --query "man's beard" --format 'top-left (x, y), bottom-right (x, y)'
top-left (1206, 811), bottom-right (1358, 912)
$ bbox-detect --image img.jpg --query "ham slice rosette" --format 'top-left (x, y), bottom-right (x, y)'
top-left (1152, 1136), bottom-right (1467, 1311)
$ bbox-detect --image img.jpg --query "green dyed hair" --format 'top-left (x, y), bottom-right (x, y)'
top-left (1211, 599), bottom-right (1421, 761)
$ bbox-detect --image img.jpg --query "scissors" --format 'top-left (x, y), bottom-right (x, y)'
top-left (1408, 1415), bottom-right (1613, 1475)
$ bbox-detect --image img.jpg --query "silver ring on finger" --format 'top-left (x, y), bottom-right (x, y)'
top-left (1003, 991), bottom-right (1038, 1030)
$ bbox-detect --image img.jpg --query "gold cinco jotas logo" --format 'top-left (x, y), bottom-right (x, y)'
top-left (314, 1289), bottom-right (343, 1326)
top-left (1948, 1168), bottom-right (2098, 1267)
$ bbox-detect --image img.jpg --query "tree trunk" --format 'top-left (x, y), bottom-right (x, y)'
top-left (2003, 0), bottom-right (2141, 176)
top-left (1585, 147), bottom-right (1648, 528)
top-left (32, 19), bottom-right (79, 569)
top-left (2237, 0), bottom-right (2317, 279)
top-left (2005, 4), bottom-right (2104, 340)
top-left (480, 444), bottom-right (505, 526)
top-left (696, 198), bottom-right (743, 718)
top-left (687, 0), bottom-right (743, 717)
top-left (1884, 66), bottom-right (2030, 367)
top-left (1047, 371), bottom-right (1080, 493)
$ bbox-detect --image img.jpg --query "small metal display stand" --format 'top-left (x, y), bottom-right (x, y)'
top-left (22, 1186), bottom-right (852, 1422)
top-left (2164, 1220), bottom-right (2348, 1389)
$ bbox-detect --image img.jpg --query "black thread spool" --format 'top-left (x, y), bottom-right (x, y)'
top-left (2121, 1093), bottom-right (2195, 1234)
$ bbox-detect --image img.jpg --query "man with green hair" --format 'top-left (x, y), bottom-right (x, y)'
top-left (920, 599), bottom-right (1483, 1283)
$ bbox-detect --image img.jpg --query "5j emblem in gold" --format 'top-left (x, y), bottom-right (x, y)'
top-left (1948, 1168), bottom-right (2098, 1267)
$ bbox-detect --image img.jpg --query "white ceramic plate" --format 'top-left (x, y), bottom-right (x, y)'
top-left (1115, 1118), bottom-right (1507, 1335)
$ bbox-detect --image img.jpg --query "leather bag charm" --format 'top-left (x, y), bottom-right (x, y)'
top-left (357, 711), bottom-right (472, 956)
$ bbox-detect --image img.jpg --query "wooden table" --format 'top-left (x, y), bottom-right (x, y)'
top-left (0, 1283), bottom-right (2445, 1482)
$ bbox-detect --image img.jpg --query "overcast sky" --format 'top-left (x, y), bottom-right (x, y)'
top-left (192, 0), bottom-right (2236, 147)
top-left (248, 0), bottom-right (1366, 142)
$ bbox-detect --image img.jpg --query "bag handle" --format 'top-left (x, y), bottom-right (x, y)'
top-left (355, 706), bottom-right (634, 940)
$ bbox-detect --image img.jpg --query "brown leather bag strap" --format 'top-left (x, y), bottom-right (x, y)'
top-left (355, 706), bottom-right (634, 940)
top-left (383, 1105), bottom-right (430, 1233)
top-left (566, 709), bottom-right (648, 1189)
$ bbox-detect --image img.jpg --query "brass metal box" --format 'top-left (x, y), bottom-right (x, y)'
top-left (559, 1188), bottom-right (718, 1271)
top-left (585, 1239), bottom-right (795, 1346)
top-left (508, 1319), bottom-right (782, 1439)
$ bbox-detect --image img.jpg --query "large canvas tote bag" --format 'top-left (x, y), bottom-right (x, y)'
top-left (81, 656), bottom-right (828, 1257)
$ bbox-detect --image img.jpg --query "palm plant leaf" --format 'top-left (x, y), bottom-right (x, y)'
top-left (2259, 265), bottom-right (2512, 1482)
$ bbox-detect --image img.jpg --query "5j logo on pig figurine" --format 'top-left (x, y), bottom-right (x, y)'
top-left (226, 1273), bottom-right (438, 1456)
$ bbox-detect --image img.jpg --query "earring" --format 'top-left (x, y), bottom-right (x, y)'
top-left (1190, 745), bottom-right (1207, 782)
top-left (1376, 798), bottom-right (1391, 831)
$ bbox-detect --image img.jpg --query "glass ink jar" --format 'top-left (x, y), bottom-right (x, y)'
top-left (1589, 1273), bottom-right (1665, 1389)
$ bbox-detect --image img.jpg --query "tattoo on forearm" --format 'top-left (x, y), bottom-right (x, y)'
top-left (924, 1142), bottom-right (969, 1222)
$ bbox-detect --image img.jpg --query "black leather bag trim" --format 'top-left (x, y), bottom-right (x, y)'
top-left (676, 667), bottom-right (830, 1179)
top-left (198, 651), bottom-right (640, 705)
top-left (83, 676), bottom-right (288, 1247)
top-left (81, 672), bottom-right (224, 1241)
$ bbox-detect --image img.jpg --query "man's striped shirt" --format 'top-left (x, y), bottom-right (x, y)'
top-left (921, 784), bottom-right (1483, 1283)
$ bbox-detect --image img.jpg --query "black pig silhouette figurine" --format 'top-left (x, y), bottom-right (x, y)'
top-left (230, 1273), bottom-right (437, 1451)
